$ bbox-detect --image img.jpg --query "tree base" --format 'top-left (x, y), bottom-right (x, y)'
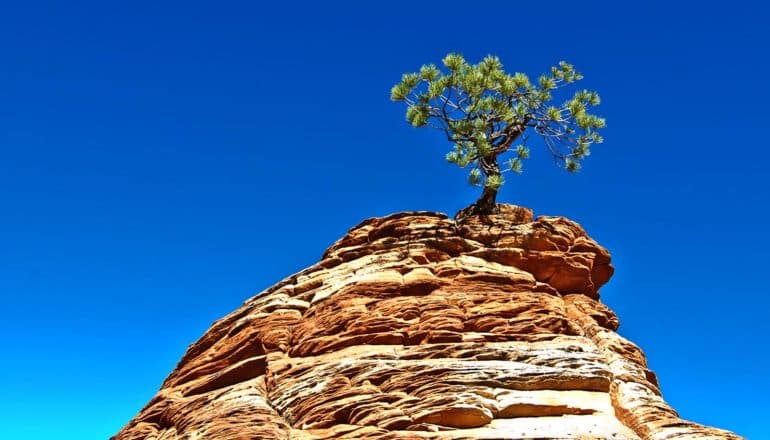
top-left (454, 203), bottom-right (534, 224)
top-left (455, 202), bottom-right (501, 218)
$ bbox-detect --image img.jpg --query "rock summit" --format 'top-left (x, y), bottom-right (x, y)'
top-left (114, 205), bottom-right (740, 439)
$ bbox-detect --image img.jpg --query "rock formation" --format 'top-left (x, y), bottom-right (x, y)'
top-left (113, 205), bottom-right (741, 439)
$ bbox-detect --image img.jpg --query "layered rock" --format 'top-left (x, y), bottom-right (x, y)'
top-left (114, 205), bottom-right (741, 439)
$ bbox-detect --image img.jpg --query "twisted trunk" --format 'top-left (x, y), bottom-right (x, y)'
top-left (473, 155), bottom-right (500, 214)
top-left (470, 125), bottom-right (526, 215)
top-left (475, 186), bottom-right (498, 214)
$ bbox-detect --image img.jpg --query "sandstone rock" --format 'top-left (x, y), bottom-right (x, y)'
top-left (114, 205), bottom-right (741, 440)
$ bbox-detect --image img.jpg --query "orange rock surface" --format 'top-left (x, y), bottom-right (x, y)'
top-left (113, 205), bottom-right (741, 439)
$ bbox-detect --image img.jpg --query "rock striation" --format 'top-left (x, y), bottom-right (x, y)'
top-left (114, 205), bottom-right (741, 439)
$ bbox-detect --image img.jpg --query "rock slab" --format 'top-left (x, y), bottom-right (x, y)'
top-left (114, 205), bottom-right (741, 439)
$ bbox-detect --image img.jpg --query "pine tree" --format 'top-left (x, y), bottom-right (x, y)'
top-left (391, 53), bottom-right (605, 214)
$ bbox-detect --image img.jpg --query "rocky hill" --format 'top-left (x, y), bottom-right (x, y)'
top-left (113, 205), bottom-right (741, 439)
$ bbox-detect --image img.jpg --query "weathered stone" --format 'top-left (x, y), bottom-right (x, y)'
top-left (113, 205), bottom-right (741, 440)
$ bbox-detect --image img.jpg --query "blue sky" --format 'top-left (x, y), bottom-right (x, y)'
top-left (1, 1), bottom-right (768, 438)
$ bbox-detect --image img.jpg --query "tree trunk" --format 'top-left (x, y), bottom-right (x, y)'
top-left (474, 186), bottom-right (498, 214)
top-left (473, 155), bottom-right (500, 215)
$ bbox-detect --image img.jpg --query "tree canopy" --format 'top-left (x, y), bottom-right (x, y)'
top-left (391, 53), bottom-right (605, 214)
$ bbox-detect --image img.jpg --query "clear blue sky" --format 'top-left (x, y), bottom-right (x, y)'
top-left (1, 1), bottom-right (767, 438)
